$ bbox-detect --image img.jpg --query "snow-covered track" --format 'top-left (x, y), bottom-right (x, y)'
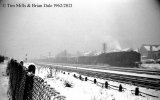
top-left (55, 66), bottom-right (160, 90)
top-left (35, 63), bottom-right (160, 90)
top-left (61, 64), bottom-right (160, 76)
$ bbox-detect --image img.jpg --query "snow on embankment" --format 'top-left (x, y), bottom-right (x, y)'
top-left (0, 63), bottom-right (9, 100)
top-left (34, 63), bottom-right (160, 100)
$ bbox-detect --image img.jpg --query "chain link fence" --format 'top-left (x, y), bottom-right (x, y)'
top-left (6, 59), bottom-right (65, 100)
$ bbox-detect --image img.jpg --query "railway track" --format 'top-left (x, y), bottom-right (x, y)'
top-left (36, 62), bottom-right (160, 75)
top-left (55, 65), bottom-right (160, 90)
top-left (64, 64), bottom-right (160, 75)
top-left (35, 63), bottom-right (160, 90)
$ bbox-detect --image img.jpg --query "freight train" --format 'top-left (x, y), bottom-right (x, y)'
top-left (51, 51), bottom-right (140, 67)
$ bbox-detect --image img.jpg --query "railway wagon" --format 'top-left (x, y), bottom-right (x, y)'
top-left (53, 51), bottom-right (141, 67)
top-left (97, 51), bottom-right (140, 67)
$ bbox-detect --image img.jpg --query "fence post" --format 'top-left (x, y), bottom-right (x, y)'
top-left (135, 87), bottom-right (139, 96)
top-left (79, 75), bottom-right (82, 80)
top-left (24, 73), bottom-right (35, 100)
top-left (94, 79), bottom-right (97, 84)
top-left (20, 61), bottom-right (23, 66)
top-left (85, 77), bottom-right (87, 81)
top-left (28, 64), bottom-right (36, 74)
top-left (105, 81), bottom-right (108, 89)
top-left (23, 64), bottom-right (36, 100)
top-left (119, 84), bottom-right (123, 92)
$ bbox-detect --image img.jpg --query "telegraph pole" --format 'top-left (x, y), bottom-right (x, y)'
top-left (25, 53), bottom-right (27, 61)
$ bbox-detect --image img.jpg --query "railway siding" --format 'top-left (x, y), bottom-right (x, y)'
top-left (53, 65), bottom-right (160, 90)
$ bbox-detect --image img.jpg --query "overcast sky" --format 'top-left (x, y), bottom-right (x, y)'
top-left (0, 0), bottom-right (160, 60)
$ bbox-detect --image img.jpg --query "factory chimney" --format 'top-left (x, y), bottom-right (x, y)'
top-left (102, 43), bottom-right (107, 53)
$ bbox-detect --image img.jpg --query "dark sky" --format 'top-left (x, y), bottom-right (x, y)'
top-left (0, 0), bottom-right (160, 60)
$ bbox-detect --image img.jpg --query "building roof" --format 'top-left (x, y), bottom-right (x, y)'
top-left (144, 46), bottom-right (150, 51)
top-left (152, 46), bottom-right (160, 51)
top-left (143, 45), bottom-right (160, 51)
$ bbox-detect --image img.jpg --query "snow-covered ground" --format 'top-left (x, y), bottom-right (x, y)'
top-left (0, 62), bottom-right (9, 100)
top-left (34, 64), bottom-right (160, 100)
top-left (141, 64), bottom-right (160, 70)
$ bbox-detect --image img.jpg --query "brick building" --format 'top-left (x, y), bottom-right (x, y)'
top-left (139, 44), bottom-right (160, 60)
